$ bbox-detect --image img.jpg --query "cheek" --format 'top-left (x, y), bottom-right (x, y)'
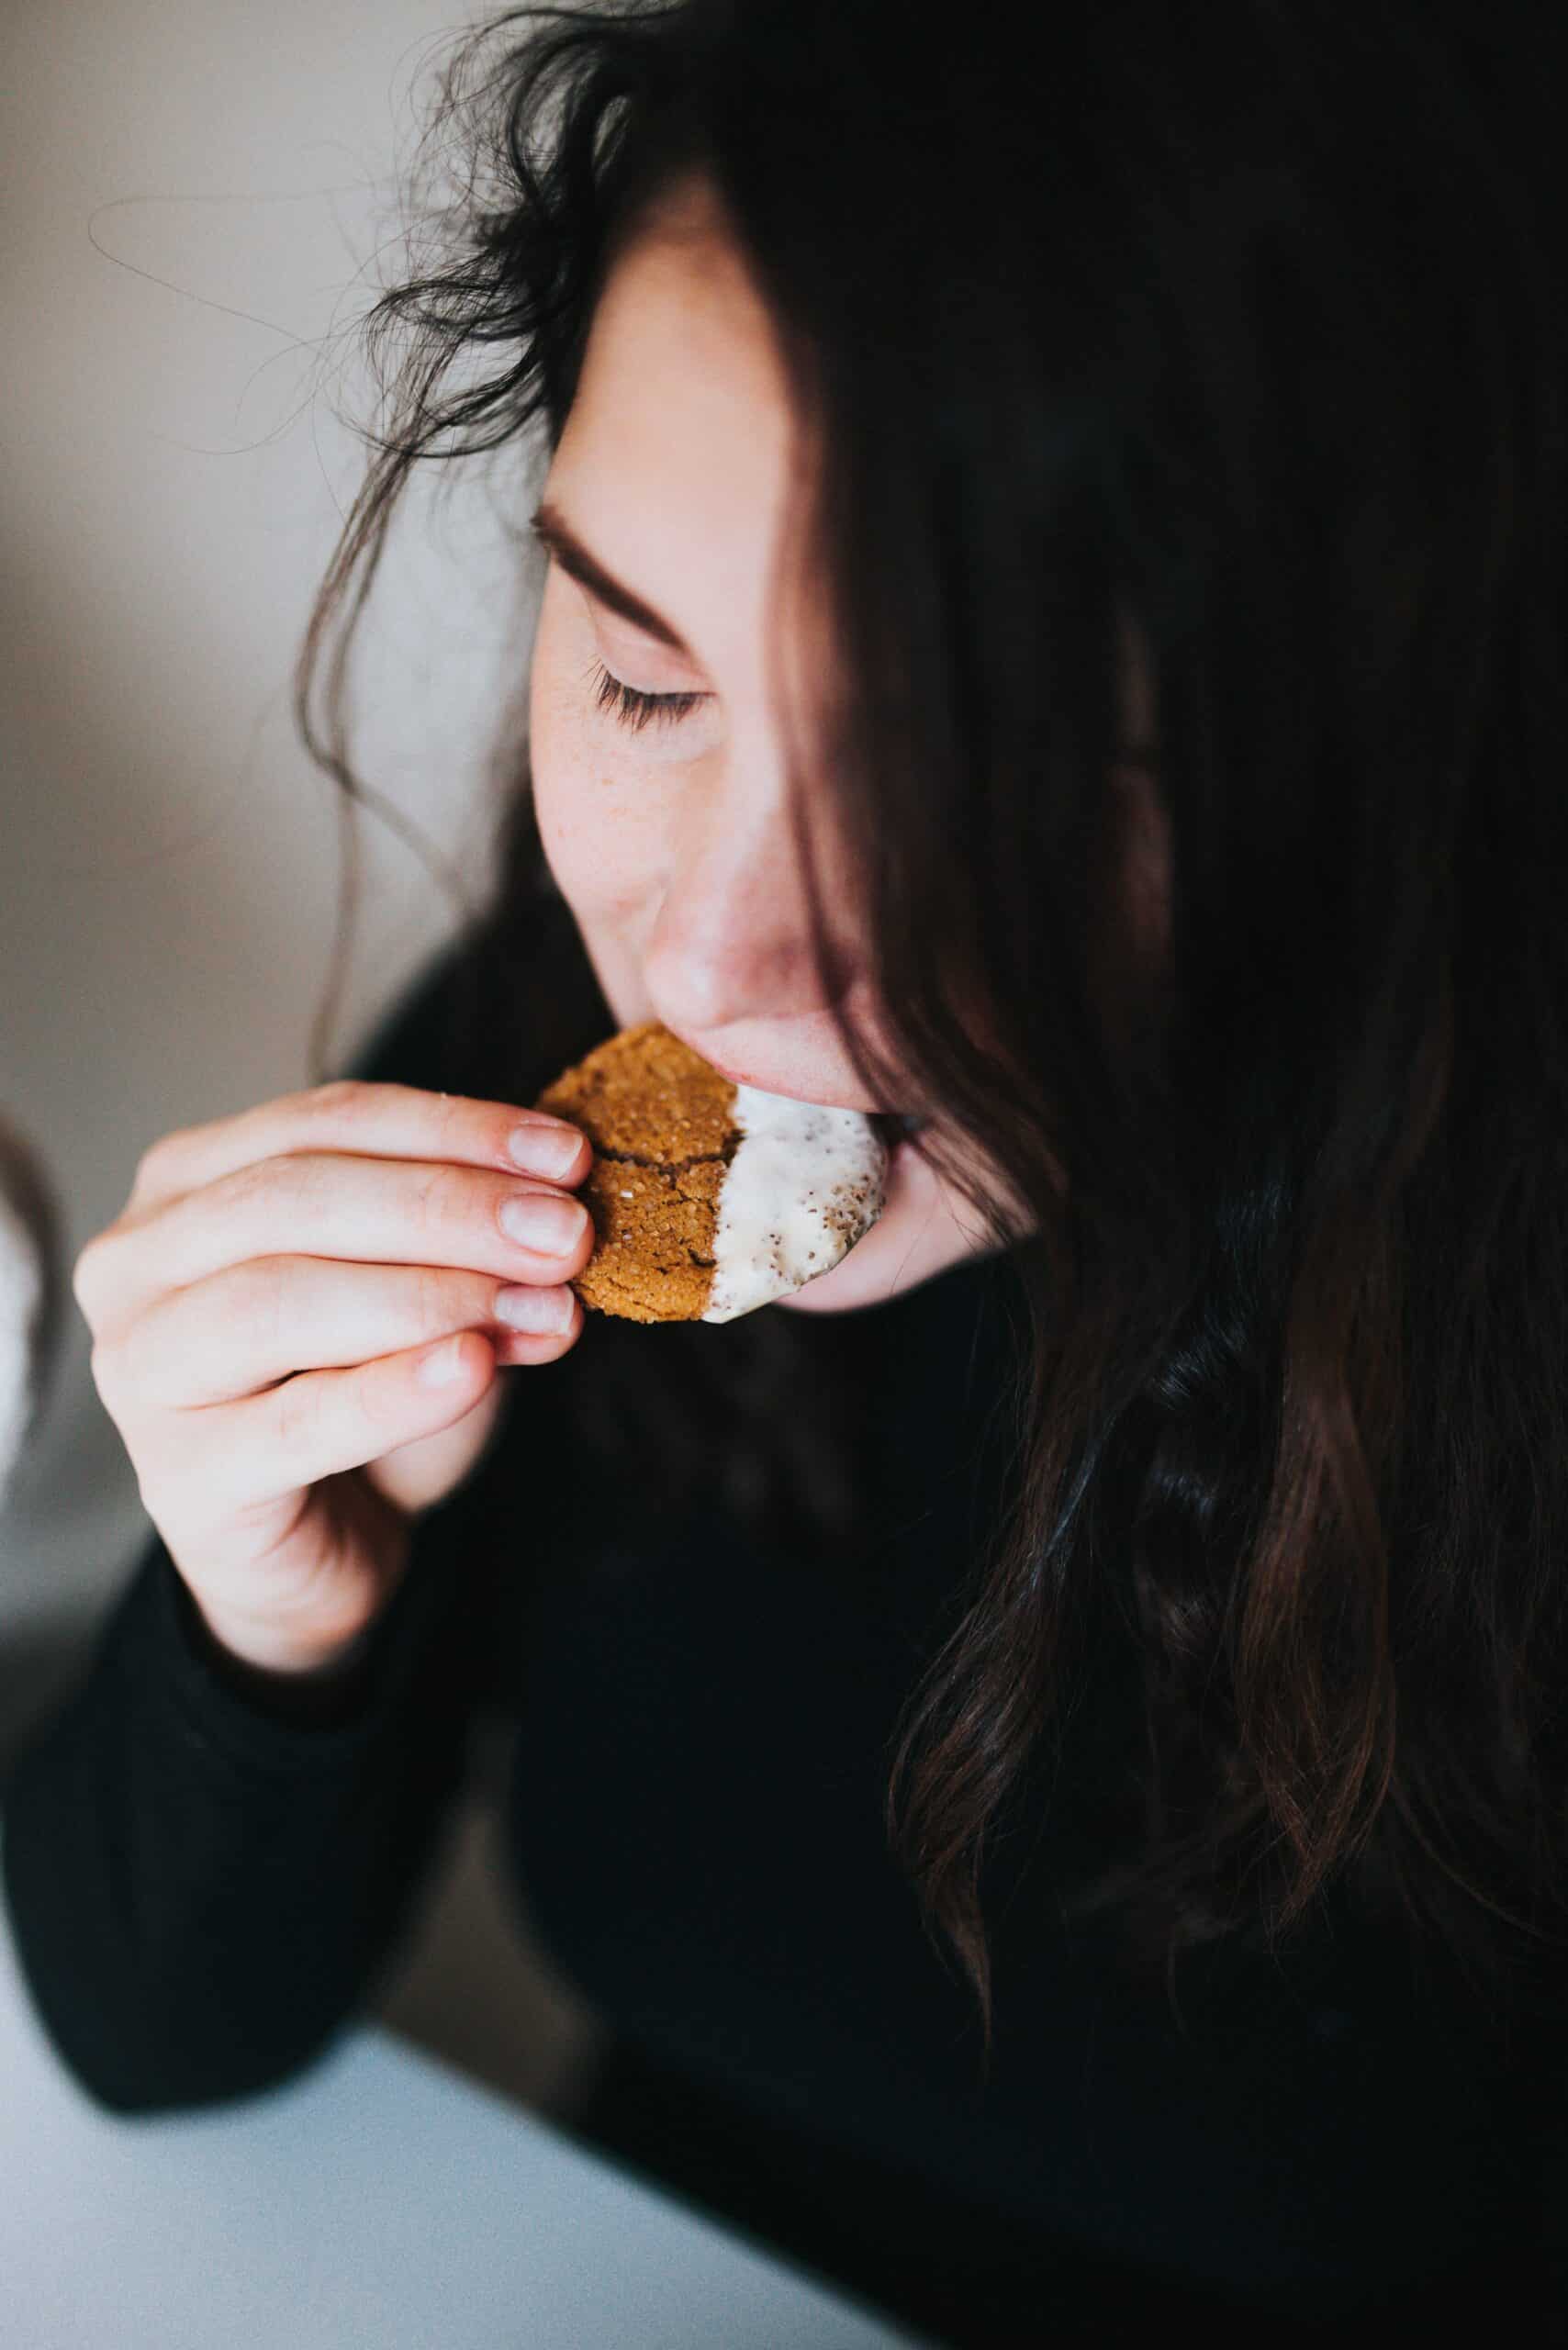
top-left (528, 596), bottom-right (655, 920)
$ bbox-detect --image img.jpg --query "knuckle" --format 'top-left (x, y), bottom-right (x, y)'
top-left (230, 1253), bottom-right (291, 1345)
top-left (131, 1133), bottom-right (174, 1189)
top-left (71, 1236), bottom-right (104, 1314)
top-left (218, 1153), bottom-right (274, 1217)
top-left (91, 1334), bottom-right (149, 1428)
top-left (416, 1260), bottom-right (457, 1341)
top-left (407, 1158), bottom-right (466, 1241)
top-left (305, 1077), bottom-right (363, 1120)
top-left (129, 1125), bottom-right (194, 1202)
top-left (431, 1088), bottom-right (468, 1147)
top-left (228, 1150), bottom-right (309, 1225)
top-left (86, 1334), bottom-right (118, 1404)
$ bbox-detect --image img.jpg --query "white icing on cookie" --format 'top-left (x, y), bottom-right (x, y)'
top-left (700, 1084), bottom-right (889, 1324)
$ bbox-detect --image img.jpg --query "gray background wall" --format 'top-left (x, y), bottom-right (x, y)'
top-left (1, 0), bottom-right (600, 2114)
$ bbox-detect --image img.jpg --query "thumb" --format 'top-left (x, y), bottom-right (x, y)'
top-left (362, 1351), bottom-right (510, 1519)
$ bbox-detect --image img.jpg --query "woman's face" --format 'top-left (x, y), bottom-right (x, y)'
top-left (528, 183), bottom-right (1168, 1314)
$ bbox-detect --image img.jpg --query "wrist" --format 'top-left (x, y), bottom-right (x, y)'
top-left (182, 1592), bottom-right (382, 1727)
top-left (187, 1592), bottom-right (378, 1688)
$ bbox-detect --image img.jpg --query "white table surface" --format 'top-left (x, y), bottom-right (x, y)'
top-left (0, 1825), bottom-right (932, 2349)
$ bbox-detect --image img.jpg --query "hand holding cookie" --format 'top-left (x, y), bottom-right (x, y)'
top-left (71, 1081), bottom-right (597, 1680)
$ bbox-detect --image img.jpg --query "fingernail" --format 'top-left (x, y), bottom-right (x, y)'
top-left (495, 1284), bottom-right (575, 1333)
top-left (500, 1192), bottom-right (588, 1254)
top-left (508, 1123), bottom-right (584, 1181)
top-left (417, 1335), bottom-right (467, 1386)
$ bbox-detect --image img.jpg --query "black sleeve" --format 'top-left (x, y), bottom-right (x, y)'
top-left (0, 929), bottom-right (537, 2116)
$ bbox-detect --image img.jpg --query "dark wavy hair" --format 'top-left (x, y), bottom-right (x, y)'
top-left (291, 0), bottom-right (1568, 2066)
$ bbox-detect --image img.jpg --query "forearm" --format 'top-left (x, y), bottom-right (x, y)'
top-left (0, 1516), bottom-right (479, 2116)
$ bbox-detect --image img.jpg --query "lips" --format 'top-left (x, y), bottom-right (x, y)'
top-left (667, 1035), bottom-right (929, 1140)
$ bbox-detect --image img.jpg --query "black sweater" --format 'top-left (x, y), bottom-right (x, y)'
top-left (5, 937), bottom-right (1566, 2346)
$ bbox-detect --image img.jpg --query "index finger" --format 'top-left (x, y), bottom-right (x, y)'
top-left (128, 1080), bottom-right (589, 1214)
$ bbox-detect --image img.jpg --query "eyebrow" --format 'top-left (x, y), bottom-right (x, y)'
top-left (530, 498), bottom-right (695, 657)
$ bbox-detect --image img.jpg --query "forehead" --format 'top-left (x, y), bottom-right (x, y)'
top-left (548, 201), bottom-right (802, 629)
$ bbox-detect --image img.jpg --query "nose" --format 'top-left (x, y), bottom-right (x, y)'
top-left (640, 770), bottom-right (852, 1034)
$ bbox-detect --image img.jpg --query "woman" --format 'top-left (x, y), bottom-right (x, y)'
top-left (5, 0), bottom-right (1566, 2334)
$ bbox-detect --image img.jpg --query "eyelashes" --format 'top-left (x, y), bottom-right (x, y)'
top-left (588, 658), bottom-right (708, 734)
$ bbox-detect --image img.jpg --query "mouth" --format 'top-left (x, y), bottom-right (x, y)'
top-left (669, 1036), bottom-right (930, 1146)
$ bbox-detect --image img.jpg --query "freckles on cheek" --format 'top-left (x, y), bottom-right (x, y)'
top-left (532, 720), bottom-right (650, 922)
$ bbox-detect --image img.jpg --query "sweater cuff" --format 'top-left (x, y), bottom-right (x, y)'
top-left (151, 1538), bottom-right (420, 1770)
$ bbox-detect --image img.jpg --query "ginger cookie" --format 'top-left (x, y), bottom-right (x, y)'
top-left (531, 1022), bottom-right (892, 1324)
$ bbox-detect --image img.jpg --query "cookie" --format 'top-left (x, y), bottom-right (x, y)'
top-left (531, 1022), bottom-right (891, 1324)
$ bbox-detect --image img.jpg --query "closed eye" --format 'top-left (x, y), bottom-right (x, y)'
top-left (587, 658), bottom-right (710, 734)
